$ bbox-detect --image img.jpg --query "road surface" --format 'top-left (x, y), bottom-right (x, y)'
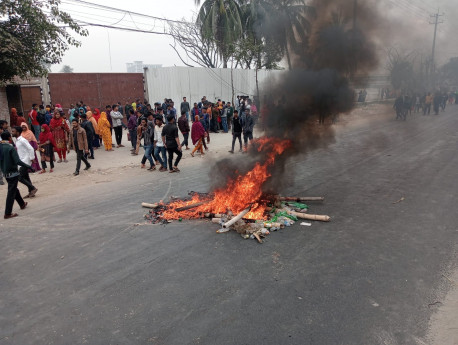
top-left (0, 104), bottom-right (457, 344)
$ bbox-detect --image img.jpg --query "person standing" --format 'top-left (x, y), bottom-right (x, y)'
top-left (0, 131), bottom-right (32, 219)
top-left (153, 117), bottom-right (167, 171)
top-left (10, 108), bottom-right (18, 127)
top-left (11, 126), bottom-right (38, 198)
top-left (190, 115), bottom-right (206, 157)
top-left (20, 122), bottom-right (41, 172)
top-left (98, 112), bottom-right (113, 151)
top-left (49, 110), bottom-right (70, 163)
top-left (162, 114), bottom-right (182, 173)
top-left (91, 108), bottom-right (101, 150)
top-left (181, 97), bottom-right (191, 122)
top-left (68, 119), bottom-right (91, 176)
top-left (226, 102), bottom-right (234, 130)
top-left (38, 124), bottom-right (57, 173)
top-left (229, 110), bottom-right (243, 153)
top-left (424, 93), bottom-right (432, 115)
top-left (29, 104), bottom-right (40, 141)
top-left (141, 115), bottom-right (156, 171)
top-left (127, 109), bottom-right (138, 152)
top-left (221, 103), bottom-right (228, 133)
top-left (111, 104), bottom-right (124, 147)
top-left (80, 113), bottom-right (95, 159)
top-left (178, 111), bottom-right (190, 150)
top-left (241, 109), bottom-right (254, 151)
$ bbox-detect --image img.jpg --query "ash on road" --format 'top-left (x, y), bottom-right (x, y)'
top-left (0, 104), bottom-right (457, 345)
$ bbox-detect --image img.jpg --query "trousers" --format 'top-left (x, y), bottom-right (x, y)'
top-left (5, 175), bottom-right (24, 215)
top-left (167, 147), bottom-right (182, 170)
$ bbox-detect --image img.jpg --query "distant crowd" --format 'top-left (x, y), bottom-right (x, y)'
top-left (393, 91), bottom-right (456, 120)
top-left (0, 95), bottom-right (258, 219)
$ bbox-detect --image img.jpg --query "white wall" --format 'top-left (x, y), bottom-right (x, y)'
top-left (144, 66), bottom-right (283, 105)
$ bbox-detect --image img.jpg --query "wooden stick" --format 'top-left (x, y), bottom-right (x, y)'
top-left (279, 208), bottom-right (330, 222)
top-left (142, 202), bottom-right (159, 209)
top-left (280, 197), bottom-right (325, 202)
top-left (253, 232), bottom-right (263, 244)
top-left (223, 208), bottom-right (251, 228)
top-left (211, 218), bottom-right (222, 224)
top-left (175, 201), bottom-right (208, 212)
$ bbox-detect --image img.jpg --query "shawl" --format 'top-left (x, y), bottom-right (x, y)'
top-left (39, 124), bottom-right (57, 148)
top-left (191, 121), bottom-right (206, 145)
top-left (49, 113), bottom-right (66, 130)
top-left (93, 108), bottom-right (101, 123)
top-left (99, 112), bottom-right (111, 129)
top-left (21, 122), bottom-right (37, 142)
top-left (86, 111), bottom-right (99, 134)
top-left (10, 108), bottom-right (18, 126)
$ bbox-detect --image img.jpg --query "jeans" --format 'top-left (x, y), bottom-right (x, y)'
top-left (5, 175), bottom-right (24, 215)
top-left (423, 104), bottom-right (431, 115)
top-left (167, 147), bottom-right (182, 170)
top-left (143, 144), bottom-right (154, 167)
top-left (19, 166), bottom-right (36, 192)
top-left (129, 129), bottom-right (137, 149)
top-left (154, 146), bottom-right (167, 169)
top-left (181, 133), bottom-right (189, 147)
top-left (76, 150), bottom-right (90, 172)
top-left (221, 117), bottom-right (228, 133)
top-left (186, 111), bottom-right (189, 122)
top-left (114, 126), bottom-right (123, 145)
top-left (232, 132), bottom-right (242, 151)
top-left (32, 125), bottom-right (41, 141)
top-left (243, 131), bottom-right (253, 146)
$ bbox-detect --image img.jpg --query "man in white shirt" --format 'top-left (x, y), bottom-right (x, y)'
top-left (153, 117), bottom-right (167, 172)
top-left (12, 126), bottom-right (38, 198)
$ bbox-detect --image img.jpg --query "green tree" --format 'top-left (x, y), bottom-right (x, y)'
top-left (196, 0), bottom-right (244, 68)
top-left (0, 0), bottom-right (87, 82)
top-left (60, 65), bottom-right (74, 73)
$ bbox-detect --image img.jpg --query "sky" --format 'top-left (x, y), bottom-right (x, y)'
top-left (51, 0), bottom-right (458, 74)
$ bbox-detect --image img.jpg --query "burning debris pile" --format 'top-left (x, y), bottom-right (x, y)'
top-left (143, 193), bottom-right (329, 244)
top-left (142, 138), bottom-right (331, 243)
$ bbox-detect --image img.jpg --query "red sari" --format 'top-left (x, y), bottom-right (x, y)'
top-left (49, 114), bottom-right (69, 160)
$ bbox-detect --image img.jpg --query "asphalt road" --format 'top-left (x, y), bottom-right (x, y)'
top-left (1, 106), bottom-right (457, 345)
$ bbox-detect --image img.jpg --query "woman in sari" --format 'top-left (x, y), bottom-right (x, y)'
top-left (92, 108), bottom-right (101, 149)
top-left (49, 110), bottom-right (70, 163)
top-left (98, 112), bottom-right (113, 151)
top-left (38, 124), bottom-right (57, 173)
top-left (190, 115), bottom-right (206, 157)
top-left (86, 109), bottom-right (100, 149)
top-left (21, 122), bottom-right (41, 172)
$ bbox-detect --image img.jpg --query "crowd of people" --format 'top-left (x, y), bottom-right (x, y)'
top-left (393, 91), bottom-right (454, 120)
top-left (0, 95), bottom-right (258, 219)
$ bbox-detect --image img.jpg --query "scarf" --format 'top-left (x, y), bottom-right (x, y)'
top-left (191, 121), bottom-right (206, 145)
top-left (39, 124), bottom-right (57, 148)
top-left (20, 122), bottom-right (36, 142)
top-left (93, 108), bottom-right (101, 122)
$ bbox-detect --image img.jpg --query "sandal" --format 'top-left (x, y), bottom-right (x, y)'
top-left (169, 170), bottom-right (176, 173)
top-left (39, 170), bottom-right (46, 174)
top-left (147, 167), bottom-right (156, 171)
top-left (190, 152), bottom-right (194, 157)
top-left (173, 167), bottom-right (180, 172)
top-left (49, 169), bottom-right (53, 173)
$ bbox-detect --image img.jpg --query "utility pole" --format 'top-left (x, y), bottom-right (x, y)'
top-left (429, 10), bottom-right (444, 83)
top-left (353, 0), bottom-right (357, 29)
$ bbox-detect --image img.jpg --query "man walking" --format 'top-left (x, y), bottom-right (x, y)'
top-left (162, 114), bottom-right (182, 173)
top-left (11, 126), bottom-right (38, 198)
top-left (153, 117), bottom-right (167, 172)
top-left (80, 113), bottom-right (95, 159)
top-left (0, 132), bottom-right (32, 219)
top-left (68, 118), bottom-right (91, 176)
top-left (241, 108), bottom-right (254, 151)
top-left (178, 111), bottom-right (190, 150)
top-left (111, 104), bottom-right (124, 147)
top-left (181, 97), bottom-right (191, 122)
top-left (229, 110), bottom-right (243, 153)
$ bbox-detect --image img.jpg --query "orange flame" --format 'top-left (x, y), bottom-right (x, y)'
top-left (161, 137), bottom-right (291, 220)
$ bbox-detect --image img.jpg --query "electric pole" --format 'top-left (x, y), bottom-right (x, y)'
top-left (353, 0), bottom-right (357, 29)
top-left (429, 10), bottom-right (444, 84)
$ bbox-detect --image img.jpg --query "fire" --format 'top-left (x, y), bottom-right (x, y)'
top-left (161, 137), bottom-right (291, 220)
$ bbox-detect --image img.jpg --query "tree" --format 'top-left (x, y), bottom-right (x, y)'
top-left (60, 65), bottom-right (74, 73)
top-left (439, 58), bottom-right (458, 89)
top-left (169, 17), bottom-right (224, 68)
top-left (0, 0), bottom-right (87, 82)
top-left (196, 0), bottom-right (244, 68)
top-left (386, 48), bottom-right (418, 91)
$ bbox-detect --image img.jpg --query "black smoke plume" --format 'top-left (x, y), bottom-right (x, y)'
top-left (211, 0), bottom-right (381, 194)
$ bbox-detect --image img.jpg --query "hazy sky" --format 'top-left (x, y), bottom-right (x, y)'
top-left (52, 0), bottom-right (458, 73)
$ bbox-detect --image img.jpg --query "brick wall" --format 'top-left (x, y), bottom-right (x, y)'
top-left (0, 87), bottom-right (9, 122)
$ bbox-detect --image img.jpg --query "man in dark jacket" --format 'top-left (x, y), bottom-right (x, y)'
top-left (68, 119), bottom-right (91, 176)
top-left (162, 114), bottom-right (182, 173)
top-left (229, 110), bottom-right (242, 153)
top-left (180, 97), bottom-right (191, 122)
top-left (80, 113), bottom-right (95, 159)
top-left (178, 111), bottom-right (190, 150)
top-left (241, 108), bottom-right (254, 151)
top-left (0, 131), bottom-right (32, 219)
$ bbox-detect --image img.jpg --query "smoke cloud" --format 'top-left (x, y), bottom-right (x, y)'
top-left (211, 0), bottom-right (382, 194)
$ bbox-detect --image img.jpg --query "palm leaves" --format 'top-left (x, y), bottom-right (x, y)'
top-left (195, 0), bottom-right (315, 69)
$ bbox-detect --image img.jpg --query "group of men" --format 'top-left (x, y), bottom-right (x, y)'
top-left (393, 91), bottom-right (452, 120)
